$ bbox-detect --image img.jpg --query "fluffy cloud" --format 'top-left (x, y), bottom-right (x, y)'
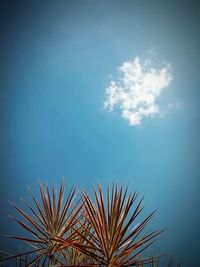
top-left (104, 57), bottom-right (172, 126)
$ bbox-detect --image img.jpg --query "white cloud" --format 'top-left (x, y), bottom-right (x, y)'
top-left (104, 57), bottom-right (173, 126)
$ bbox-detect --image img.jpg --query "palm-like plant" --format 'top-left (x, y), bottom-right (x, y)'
top-left (55, 184), bottom-right (162, 266)
top-left (82, 185), bottom-right (162, 266)
top-left (1, 182), bottom-right (82, 265)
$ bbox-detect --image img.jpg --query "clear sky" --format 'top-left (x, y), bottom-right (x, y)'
top-left (0, 0), bottom-right (199, 265)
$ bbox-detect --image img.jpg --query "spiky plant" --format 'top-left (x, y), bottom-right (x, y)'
top-left (82, 185), bottom-right (162, 266)
top-left (54, 184), bottom-right (162, 266)
top-left (0, 182), bottom-right (82, 266)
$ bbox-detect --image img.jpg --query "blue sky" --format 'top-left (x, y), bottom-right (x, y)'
top-left (0, 0), bottom-right (199, 265)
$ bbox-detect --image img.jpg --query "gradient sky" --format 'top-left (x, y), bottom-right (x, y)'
top-left (0, 0), bottom-right (199, 266)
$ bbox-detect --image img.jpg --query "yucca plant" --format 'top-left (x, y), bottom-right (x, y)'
top-left (0, 182), bottom-right (82, 266)
top-left (54, 184), bottom-right (162, 266)
top-left (81, 185), bottom-right (162, 266)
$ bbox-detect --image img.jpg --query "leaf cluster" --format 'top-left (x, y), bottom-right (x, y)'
top-left (0, 182), bottom-right (163, 267)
